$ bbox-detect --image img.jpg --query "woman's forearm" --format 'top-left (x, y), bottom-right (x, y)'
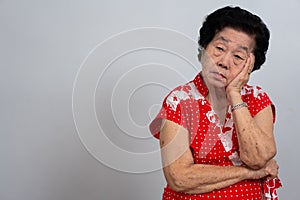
top-left (164, 163), bottom-right (264, 194)
top-left (229, 93), bottom-right (276, 169)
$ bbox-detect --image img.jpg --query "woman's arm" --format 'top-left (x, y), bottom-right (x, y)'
top-left (230, 95), bottom-right (276, 169)
top-left (160, 119), bottom-right (276, 194)
top-left (226, 54), bottom-right (277, 169)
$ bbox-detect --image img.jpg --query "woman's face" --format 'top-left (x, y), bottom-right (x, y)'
top-left (201, 27), bottom-right (255, 88)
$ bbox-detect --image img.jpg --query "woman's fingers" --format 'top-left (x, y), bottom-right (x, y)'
top-left (247, 53), bottom-right (255, 74)
top-left (242, 53), bottom-right (255, 76)
top-left (264, 159), bottom-right (279, 179)
top-left (246, 159), bottom-right (279, 180)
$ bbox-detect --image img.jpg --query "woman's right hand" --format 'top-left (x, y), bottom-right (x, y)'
top-left (263, 159), bottom-right (279, 179)
top-left (246, 159), bottom-right (279, 180)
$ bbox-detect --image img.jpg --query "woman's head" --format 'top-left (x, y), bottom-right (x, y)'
top-left (198, 6), bottom-right (270, 72)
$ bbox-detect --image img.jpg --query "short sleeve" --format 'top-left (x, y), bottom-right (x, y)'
top-left (243, 85), bottom-right (276, 123)
top-left (149, 89), bottom-right (189, 139)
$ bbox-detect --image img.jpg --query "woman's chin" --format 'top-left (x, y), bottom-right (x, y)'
top-left (207, 78), bottom-right (226, 89)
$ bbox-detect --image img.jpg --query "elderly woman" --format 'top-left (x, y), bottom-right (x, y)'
top-left (149, 6), bottom-right (281, 200)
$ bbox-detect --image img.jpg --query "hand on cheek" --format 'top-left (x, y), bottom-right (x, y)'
top-left (226, 53), bottom-right (255, 100)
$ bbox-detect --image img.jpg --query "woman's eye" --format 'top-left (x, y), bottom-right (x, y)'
top-left (234, 55), bottom-right (244, 60)
top-left (216, 46), bottom-right (224, 51)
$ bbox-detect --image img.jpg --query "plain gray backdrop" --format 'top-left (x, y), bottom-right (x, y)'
top-left (1, 0), bottom-right (299, 199)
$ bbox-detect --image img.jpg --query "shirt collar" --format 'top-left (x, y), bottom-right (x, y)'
top-left (193, 72), bottom-right (209, 97)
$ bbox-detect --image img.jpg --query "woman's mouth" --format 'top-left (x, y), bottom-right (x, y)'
top-left (212, 72), bottom-right (226, 80)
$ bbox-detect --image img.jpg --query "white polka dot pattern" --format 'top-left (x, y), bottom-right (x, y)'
top-left (149, 73), bottom-right (275, 199)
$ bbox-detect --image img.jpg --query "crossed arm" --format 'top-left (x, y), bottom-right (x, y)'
top-left (160, 105), bottom-right (278, 194)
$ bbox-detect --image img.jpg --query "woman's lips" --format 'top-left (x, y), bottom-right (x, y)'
top-left (212, 72), bottom-right (226, 80)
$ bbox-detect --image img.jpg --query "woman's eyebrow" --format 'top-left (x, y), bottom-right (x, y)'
top-left (218, 36), bottom-right (229, 43)
top-left (237, 46), bottom-right (249, 54)
top-left (216, 36), bottom-right (249, 53)
top-left (214, 36), bottom-right (229, 44)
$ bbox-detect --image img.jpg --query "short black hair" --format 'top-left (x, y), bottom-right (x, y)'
top-left (198, 6), bottom-right (270, 72)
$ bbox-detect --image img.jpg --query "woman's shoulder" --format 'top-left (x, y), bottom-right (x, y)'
top-left (242, 84), bottom-right (274, 117)
top-left (241, 84), bottom-right (269, 99)
top-left (166, 80), bottom-right (205, 102)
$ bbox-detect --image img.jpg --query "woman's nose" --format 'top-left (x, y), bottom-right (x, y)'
top-left (217, 54), bottom-right (230, 70)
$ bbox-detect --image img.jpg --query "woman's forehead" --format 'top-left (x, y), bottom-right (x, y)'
top-left (212, 28), bottom-right (255, 52)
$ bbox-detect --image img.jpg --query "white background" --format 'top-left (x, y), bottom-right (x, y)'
top-left (1, 0), bottom-right (299, 199)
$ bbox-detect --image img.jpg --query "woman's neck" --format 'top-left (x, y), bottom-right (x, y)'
top-left (206, 86), bottom-right (228, 124)
top-left (201, 72), bottom-right (229, 124)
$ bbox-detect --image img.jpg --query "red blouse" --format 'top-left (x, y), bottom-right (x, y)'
top-left (149, 73), bottom-right (281, 200)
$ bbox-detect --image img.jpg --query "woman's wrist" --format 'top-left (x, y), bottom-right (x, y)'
top-left (239, 166), bottom-right (253, 180)
top-left (231, 102), bottom-right (248, 112)
top-left (227, 90), bottom-right (242, 105)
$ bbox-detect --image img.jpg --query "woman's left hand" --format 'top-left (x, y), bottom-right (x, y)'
top-left (226, 54), bottom-right (255, 98)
